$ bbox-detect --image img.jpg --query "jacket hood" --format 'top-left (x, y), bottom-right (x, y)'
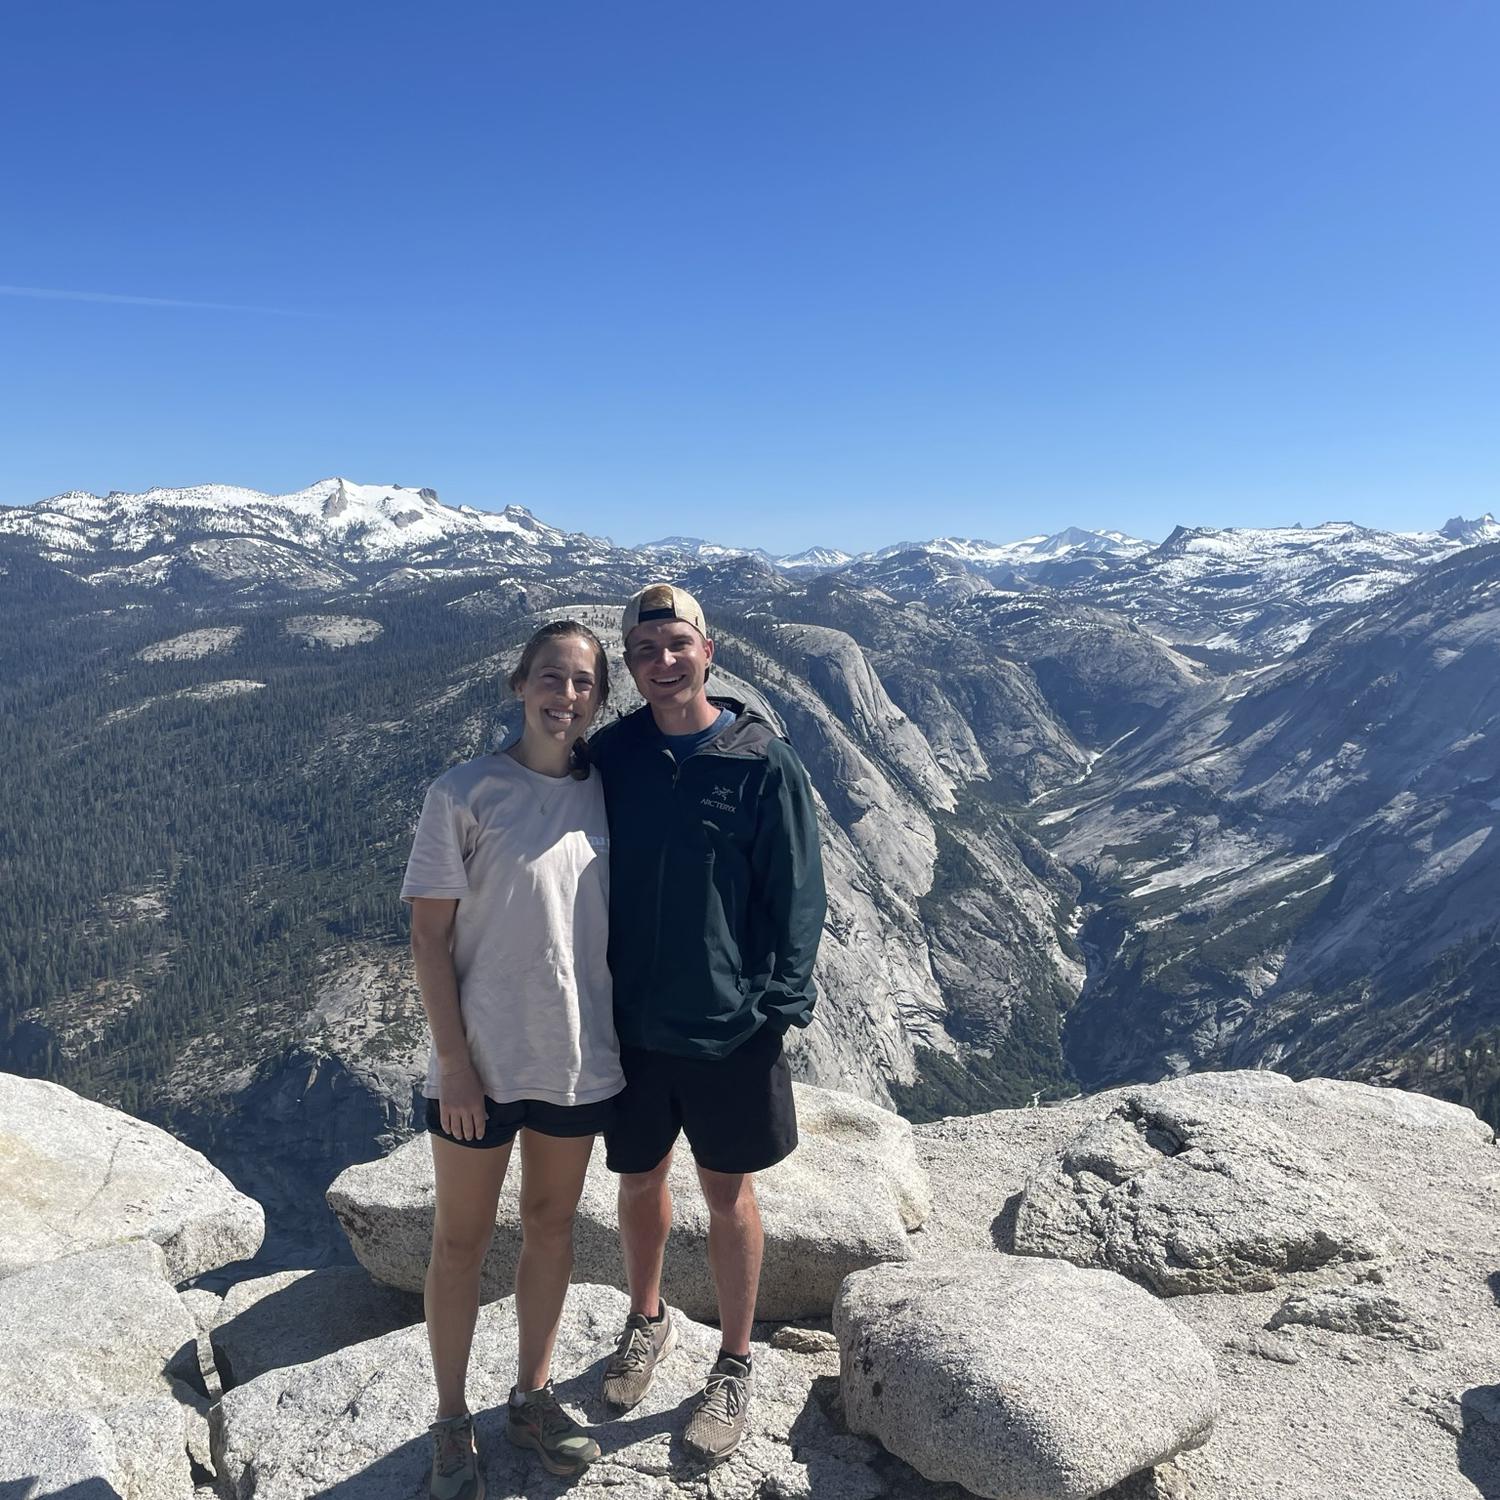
top-left (607, 696), bottom-right (787, 757)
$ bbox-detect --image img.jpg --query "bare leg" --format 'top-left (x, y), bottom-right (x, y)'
top-left (617, 1150), bottom-right (674, 1316)
top-left (514, 1130), bottom-right (596, 1391)
top-left (696, 1167), bottom-right (762, 1356)
top-left (427, 1134), bottom-right (512, 1419)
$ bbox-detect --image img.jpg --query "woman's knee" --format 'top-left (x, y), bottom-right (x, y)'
top-left (519, 1194), bottom-right (577, 1250)
top-left (429, 1221), bottom-right (493, 1275)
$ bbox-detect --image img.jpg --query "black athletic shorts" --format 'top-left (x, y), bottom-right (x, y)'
top-left (604, 1024), bottom-right (798, 1176)
top-left (425, 1093), bottom-right (619, 1150)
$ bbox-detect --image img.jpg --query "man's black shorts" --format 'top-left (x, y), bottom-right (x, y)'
top-left (604, 1024), bottom-right (798, 1175)
top-left (425, 1093), bottom-right (619, 1150)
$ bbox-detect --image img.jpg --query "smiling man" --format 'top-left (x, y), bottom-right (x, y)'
top-left (585, 583), bottom-right (826, 1464)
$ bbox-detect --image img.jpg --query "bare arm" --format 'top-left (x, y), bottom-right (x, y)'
top-left (409, 897), bottom-right (487, 1142)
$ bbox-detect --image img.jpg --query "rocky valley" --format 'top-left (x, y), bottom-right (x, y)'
top-left (2, 478), bottom-right (1498, 1271)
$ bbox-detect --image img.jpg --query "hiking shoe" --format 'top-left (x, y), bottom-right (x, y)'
top-left (428, 1411), bottom-right (483, 1500)
top-left (505, 1382), bottom-right (601, 1477)
top-left (600, 1304), bottom-right (678, 1411)
top-left (683, 1354), bottom-right (751, 1464)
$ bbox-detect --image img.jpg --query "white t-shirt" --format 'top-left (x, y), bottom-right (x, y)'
top-left (400, 752), bottom-right (623, 1107)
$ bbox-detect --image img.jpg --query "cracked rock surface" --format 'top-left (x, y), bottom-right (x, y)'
top-left (0, 1239), bottom-right (210, 1499)
top-left (1012, 1091), bottom-right (1393, 1294)
top-left (0, 1072), bottom-right (265, 1281)
top-left (214, 1281), bottom-right (886, 1500)
top-left (913, 1070), bottom-right (1500, 1500)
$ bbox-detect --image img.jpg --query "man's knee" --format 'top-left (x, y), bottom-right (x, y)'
top-left (618, 1151), bottom-right (674, 1202)
top-left (698, 1167), bottom-right (756, 1219)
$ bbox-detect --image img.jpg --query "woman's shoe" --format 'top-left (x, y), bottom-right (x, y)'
top-left (506, 1382), bottom-right (602, 1476)
top-left (428, 1411), bottom-right (484, 1500)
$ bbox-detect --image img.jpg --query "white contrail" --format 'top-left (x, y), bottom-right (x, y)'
top-left (0, 284), bottom-right (315, 316)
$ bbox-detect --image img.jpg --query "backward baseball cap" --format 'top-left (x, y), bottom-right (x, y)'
top-left (621, 583), bottom-right (709, 643)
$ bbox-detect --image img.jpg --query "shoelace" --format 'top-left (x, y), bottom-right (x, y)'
top-left (432, 1419), bottom-right (472, 1476)
top-left (610, 1321), bottom-right (653, 1372)
top-left (526, 1385), bottom-right (578, 1441)
top-left (697, 1369), bottom-right (745, 1422)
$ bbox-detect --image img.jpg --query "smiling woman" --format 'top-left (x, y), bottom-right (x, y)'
top-left (400, 617), bottom-right (621, 1488)
top-left (508, 621), bottom-right (612, 780)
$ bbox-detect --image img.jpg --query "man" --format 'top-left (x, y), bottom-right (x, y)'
top-left (587, 583), bottom-right (826, 1464)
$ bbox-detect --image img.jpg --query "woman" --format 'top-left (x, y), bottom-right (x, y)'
top-left (401, 620), bottom-right (622, 1496)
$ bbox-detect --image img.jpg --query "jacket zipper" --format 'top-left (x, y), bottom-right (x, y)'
top-left (647, 747), bottom-right (678, 1010)
top-left (642, 723), bottom-right (749, 1048)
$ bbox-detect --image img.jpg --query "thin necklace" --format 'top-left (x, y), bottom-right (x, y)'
top-left (505, 745), bottom-right (570, 814)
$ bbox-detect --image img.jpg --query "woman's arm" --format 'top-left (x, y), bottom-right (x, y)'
top-left (409, 897), bottom-right (487, 1142)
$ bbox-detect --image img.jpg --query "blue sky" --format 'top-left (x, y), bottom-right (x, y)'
top-left (2, 1), bottom-right (1496, 553)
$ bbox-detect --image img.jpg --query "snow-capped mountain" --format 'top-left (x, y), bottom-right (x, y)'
top-left (1439, 512), bottom-right (1500, 546)
top-left (2, 479), bottom-right (572, 561)
top-left (776, 546), bottom-right (856, 574)
top-left (637, 534), bottom-right (777, 566)
top-left (6, 472), bottom-right (1500, 1266)
top-left (1056, 517), bottom-right (1500, 660)
top-left (0, 479), bottom-right (623, 597)
top-left (873, 527), bottom-right (1151, 567)
top-left (3, 480), bottom-right (1495, 657)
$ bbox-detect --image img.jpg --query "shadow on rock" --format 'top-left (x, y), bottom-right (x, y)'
top-left (1459, 1386), bottom-right (1500, 1500)
top-left (990, 1191), bottom-right (1022, 1251)
top-left (0, 1485), bottom-right (122, 1500)
top-left (210, 1267), bottom-right (423, 1387)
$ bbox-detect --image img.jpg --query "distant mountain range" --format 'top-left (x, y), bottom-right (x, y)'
top-left (6, 477), bottom-right (1494, 659)
top-left (3, 476), bottom-right (1498, 1263)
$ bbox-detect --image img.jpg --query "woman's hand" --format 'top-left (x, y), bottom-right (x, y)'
top-left (438, 1057), bottom-right (487, 1142)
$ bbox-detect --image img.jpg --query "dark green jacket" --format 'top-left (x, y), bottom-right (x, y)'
top-left (588, 697), bottom-right (826, 1058)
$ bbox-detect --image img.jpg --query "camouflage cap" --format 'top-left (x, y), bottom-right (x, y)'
top-left (621, 583), bottom-right (709, 643)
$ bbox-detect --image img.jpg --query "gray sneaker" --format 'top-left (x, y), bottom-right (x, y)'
top-left (600, 1304), bottom-right (678, 1410)
top-left (428, 1411), bottom-right (483, 1500)
top-left (505, 1382), bottom-right (601, 1476)
top-left (683, 1354), bottom-right (751, 1464)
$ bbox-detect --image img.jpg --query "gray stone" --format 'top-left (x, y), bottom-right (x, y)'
top-left (0, 1240), bottom-right (206, 1499)
top-left (1013, 1088), bottom-right (1392, 1294)
top-left (210, 1265), bottom-right (423, 1387)
top-left (1268, 1283), bottom-right (1442, 1350)
top-left (913, 1071), bottom-right (1500, 1500)
top-left (177, 1287), bottom-right (223, 1336)
top-left (0, 1408), bottom-right (125, 1497)
top-left (835, 1253), bottom-right (1219, 1500)
top-left (215, 1281), bottom-right (883, 1499)
top-left (771, 1326), bottom-right (840, 1355)
top-left (328, 1081), bottom-right (926, 1320)
top-left (0, 1072), bottom-right (264, 1281)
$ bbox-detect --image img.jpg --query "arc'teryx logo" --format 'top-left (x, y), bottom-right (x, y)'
top-left (702, 782), bottom-right (739, 814)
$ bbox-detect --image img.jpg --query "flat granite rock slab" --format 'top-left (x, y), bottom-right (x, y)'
top-left (215, 1281), bottom-right (885, 1500)
top-left (0, 1072), bottom-right (264, 1282)
top-left (0, 1240), bottom-right (206, 1499)
top-left (0, 1407), bottom-right (127, 1498)
top-left (210, 1265), bottom-right (423, 1388)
